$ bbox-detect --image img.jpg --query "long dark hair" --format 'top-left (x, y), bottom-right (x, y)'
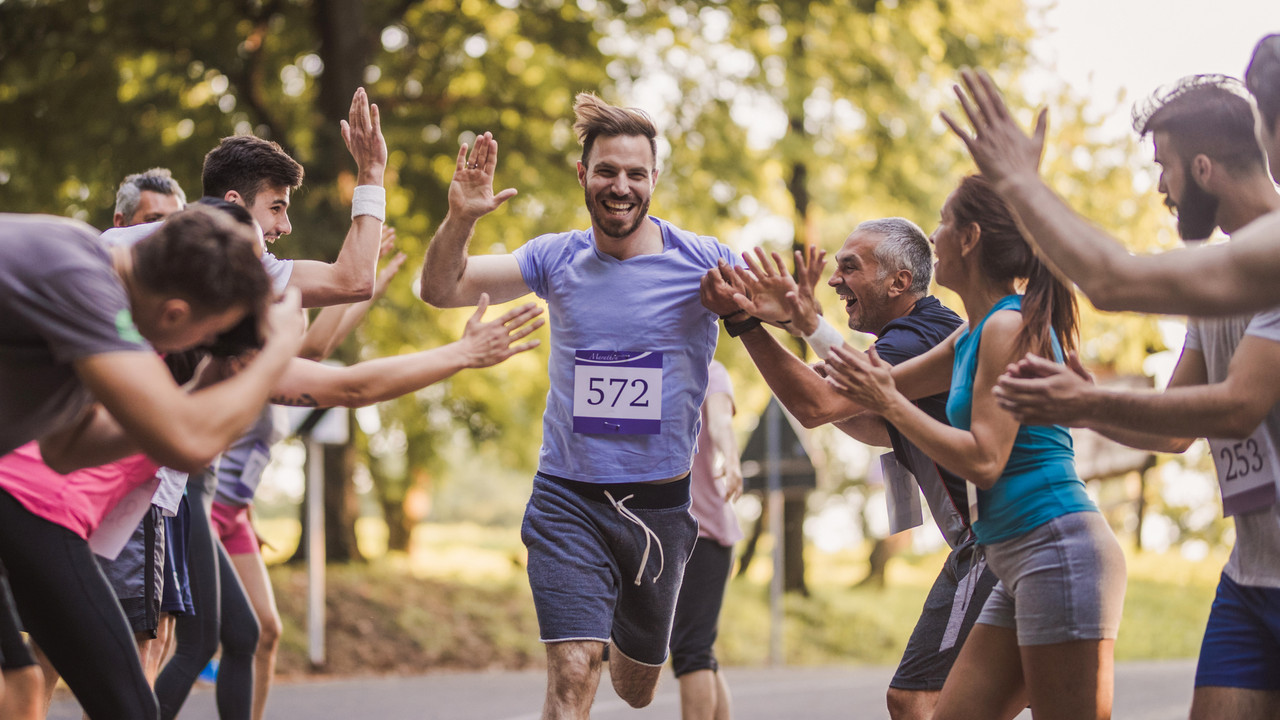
top-left (949, 175), bottom-right (1079, 358)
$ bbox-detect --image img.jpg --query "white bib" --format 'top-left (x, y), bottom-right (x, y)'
top-left (1209, 427), bottom-right (1279, 516)
top-left (572, 350), bottom-right (662, 434)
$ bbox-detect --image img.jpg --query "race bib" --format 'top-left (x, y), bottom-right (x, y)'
top-left (880, 452), bottom-right (924, 535)
top-left (572, 350), bottom-right (662, 434)
top-left (1209, 429), bottom-right (1278, 516)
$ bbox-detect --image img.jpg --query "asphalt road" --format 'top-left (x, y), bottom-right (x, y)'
top-left (49, 660), bottom-right (1196, 719)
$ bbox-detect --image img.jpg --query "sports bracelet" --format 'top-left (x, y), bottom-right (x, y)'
top-left (803, 316), bottom-right (846, 359)
top-left (351, 185), bottom-right (386, 222)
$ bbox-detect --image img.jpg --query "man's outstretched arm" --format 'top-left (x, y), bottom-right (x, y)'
top-left (288, 87), bottom-right (386, 307)
top-left (944, 68), bottom-right (1280, 316)
top-left (420, 132), bottom-right (529, 308)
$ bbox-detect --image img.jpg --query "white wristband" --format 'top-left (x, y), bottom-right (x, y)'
top-left (803, 317), bottom-right (846, 360)
top-left (351, 185), bottom-right (386, 222)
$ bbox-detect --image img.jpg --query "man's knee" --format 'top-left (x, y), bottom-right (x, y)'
top-left (546, 641), bottom-right (604, 701)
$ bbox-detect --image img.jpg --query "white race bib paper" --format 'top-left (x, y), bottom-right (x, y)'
top-left (572, 350), bottom-right (663, 434)
top-left (1209, 428), bottom-right (1278, 517)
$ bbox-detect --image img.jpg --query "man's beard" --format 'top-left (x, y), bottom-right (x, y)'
top-left (1172, 167), bottom-right (1220, 241)
top-left (585, 189), bottom-right (650, 240)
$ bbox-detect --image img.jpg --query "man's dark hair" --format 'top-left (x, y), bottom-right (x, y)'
top-left (572, 92), bottom-right (658, 166)
top-left (1246, 34), bottom-right (1280, 135)
top-left (115, 168), bottom-right (187, 218)
top-left (1132, 75), bottom-right (1265, 174)
top-left (133, 205), bottom-right (271, 317)
top-left (201, 135), bottom-right (304, 205)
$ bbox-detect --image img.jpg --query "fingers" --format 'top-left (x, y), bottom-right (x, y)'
top-left (495, 302), bottom-right (544, 327)
top-left (952, 80), bottom-right (983, 134)
top-left (939, 110), bottom-right (976, 151)
top-left (493, 187), bottom-right (519, 206)
top-left (975, 69), bottom-right (1011, 123)
top-left (769, 250), bottom-right (787, 276)
top-left (455, 143), bottom-right (469, 173)
top-left (472, 292), bottom-right (491, 321)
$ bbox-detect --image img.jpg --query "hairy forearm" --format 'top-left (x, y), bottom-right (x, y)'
top-left (1083, 383), bottom-right (1266, 441)
top-left (994, 174), bottom-right (1139, 310)
top-left (1087, 422), bottom-right (1195, 454)
top-left (739, 326), bottom-right (864, 427)
top-left (420, 213), bottom-right (477, 307)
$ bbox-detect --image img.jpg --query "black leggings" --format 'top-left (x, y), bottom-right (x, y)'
top-left (155, 471), bottom-right (258, 720)
top-left (0, 489), bottom-right (157, 719)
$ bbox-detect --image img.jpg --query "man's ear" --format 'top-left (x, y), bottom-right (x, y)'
top-left (158, 298), bottom-right (193, 327)
top-left (1190, 153), bottom-right (1214, 188)
top-left (577, 162), bottom-right (587, 189)
top-left (223, 190), bottom-right (244, 206)
top-left (886, 269), bottom-right (913, 298)
top-left (112, 212), bottom-right (127, 228)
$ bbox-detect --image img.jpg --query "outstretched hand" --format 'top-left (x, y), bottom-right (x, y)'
top-left (823, 345), bottom-right (898, 413)
top-left (940, 68), bottom-right (1047, 188)
top-left (783, 245), bottom-right (827, 336)
top-left (340, 87), bottom-right (387, 186)
top-left (700, 261), bottom-right (748, 317)
top-left (459, 293), bottom-right (544, 368)
top-left (993, 351), bottom-right (1094, 426)
top-left (449, 132), bottom-right (518, 222)
top-left (730, 247), bottom-right (800, 327)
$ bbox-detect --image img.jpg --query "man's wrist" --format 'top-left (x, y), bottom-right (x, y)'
top-left (992, 170), bottom-right (1043, 201)
top-left (794, 310), bottom-right (820, 337)
top-left (356, 166), bottom-right (386, 187)
top-left (722, 313), bottom-right (762, 338)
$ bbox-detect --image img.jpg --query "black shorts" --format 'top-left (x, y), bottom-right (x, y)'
top-left (669, 536), bottom-right (733, 677)
top-left (890, 537), bottom-right (998, 691)
top-left (0, 562), bottom-right (34, 669)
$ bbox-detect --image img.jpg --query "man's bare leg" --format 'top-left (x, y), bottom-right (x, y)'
top-left (608, 640), bottom-right (662, 709)
top-left (543, 640), bottom-right (604, 720)
top-left (678, 668), bottom-right (733, 720)
top-left (887, 687), bottom-right (940, 720)
top-left (0, 665), bottom-right (44, 720)
top-left (1189, 686), bottom-right (1280, 720)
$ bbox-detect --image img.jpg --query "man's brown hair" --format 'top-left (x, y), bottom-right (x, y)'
top-left (572, 92), bottom-right (658, 166)
top-left (201, 135), bottom-right (304, 205)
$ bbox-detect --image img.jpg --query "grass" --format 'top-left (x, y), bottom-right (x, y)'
top-left (261, 519), bottom-right (1222, 675)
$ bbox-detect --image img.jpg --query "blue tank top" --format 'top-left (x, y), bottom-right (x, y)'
top-left (945, 294), bottom-right (1095, 543)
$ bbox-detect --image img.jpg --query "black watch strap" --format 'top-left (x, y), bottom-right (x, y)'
top-left (722, 314), bottom-right (762, 337)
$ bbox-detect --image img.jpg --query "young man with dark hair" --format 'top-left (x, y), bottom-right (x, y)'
top-left (941, 33), bottom-right (1280, 317)
top-left (420, 92), bottom-right (738, 719)
top-left (114, 168), bottom-right (187, 228)
top-left (994, 76), bottom-right (1280, 720)
top-left (201, 87), bottom-right (386, 308)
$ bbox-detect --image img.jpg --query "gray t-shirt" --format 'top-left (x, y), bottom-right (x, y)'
top-left (101, 222), bottom-right (294, 295)
top-left (0, 214), bottom-right (151, 456)
top-left (1184, 307), bottom-right (1280, 588)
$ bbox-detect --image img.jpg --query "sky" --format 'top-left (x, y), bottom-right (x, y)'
top-left (1027, 0), bottom-right (1276, 137)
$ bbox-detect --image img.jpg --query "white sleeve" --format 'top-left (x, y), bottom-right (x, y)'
top-left (1244, 306), bottom-right (1280, 344)
top-left (99, 221), bottom-right (162, 248)
top-left (261, 251), bottom-right (294, 295)
top-left (1183, 318), bottom-right (1202, 352)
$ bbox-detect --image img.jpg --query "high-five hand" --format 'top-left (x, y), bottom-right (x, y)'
top-left (450, 132), bottom-right (519, 222)
top-left (459, 293), bottom-right (545, 368)
top-left (340, 87), bottom-right (387, 187)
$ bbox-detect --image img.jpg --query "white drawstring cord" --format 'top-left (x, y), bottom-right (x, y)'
top-left (604, 491), bottom-right (665, 586)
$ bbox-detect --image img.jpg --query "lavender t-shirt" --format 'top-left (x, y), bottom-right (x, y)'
top-left (513, 217), bottom-right (735, 483)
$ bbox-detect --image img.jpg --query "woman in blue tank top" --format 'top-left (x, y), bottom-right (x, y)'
top-left (825, 175), bottom-right (1126, 720)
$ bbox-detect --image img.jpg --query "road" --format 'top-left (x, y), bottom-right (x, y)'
top-left (49, 660), bottom-right (1196, 719)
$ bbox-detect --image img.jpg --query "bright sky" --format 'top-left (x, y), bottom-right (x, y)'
top-left (1028, 0), bottom-right (1277, 136)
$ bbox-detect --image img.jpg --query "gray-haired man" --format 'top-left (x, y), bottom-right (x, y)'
top-left (703, 217), bottom-right (998, 720)
top-left (113, 168), bottom-right (187, 228)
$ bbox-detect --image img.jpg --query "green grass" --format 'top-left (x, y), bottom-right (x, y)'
top-left (263, 520), bottom-right (1223, 675)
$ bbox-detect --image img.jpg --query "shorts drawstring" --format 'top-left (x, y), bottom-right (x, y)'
top-left (605, 491), bottom-right (665, 586)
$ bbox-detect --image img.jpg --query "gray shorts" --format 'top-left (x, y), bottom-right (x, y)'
top-left (96, 504), bottom-right (164, 637)
top-left (977, 511), bottom-right (1126, 645)
top-left (521, 472), bottom-right (698, 666)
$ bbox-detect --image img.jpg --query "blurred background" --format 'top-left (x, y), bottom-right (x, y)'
top-left (2, 0), bottom-right (1273, 677)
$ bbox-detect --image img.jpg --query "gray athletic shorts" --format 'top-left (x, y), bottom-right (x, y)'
top-left (977, 510), bottom-right (1126, 645)
top-left (96, 504), bottom-right (164, 637)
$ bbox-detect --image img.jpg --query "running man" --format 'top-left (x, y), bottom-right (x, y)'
top-left (994, 76), bottom-right (1280, 720)
top-left (701, 218), bottom-right (998, 720)
top-left (940, 34), bottom-right (1280, 317)
top-left (419, 93), bottom-right (738, 719)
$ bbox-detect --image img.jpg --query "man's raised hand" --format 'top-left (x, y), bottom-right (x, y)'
top-left (459, 293), bottom-right (544, 368)
top-left (449, 132), bottom-right (519, 223)
top-left (940, 69), bottom-right (1047, 190)
top-left (341, 87), bottom-right (387, 187)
